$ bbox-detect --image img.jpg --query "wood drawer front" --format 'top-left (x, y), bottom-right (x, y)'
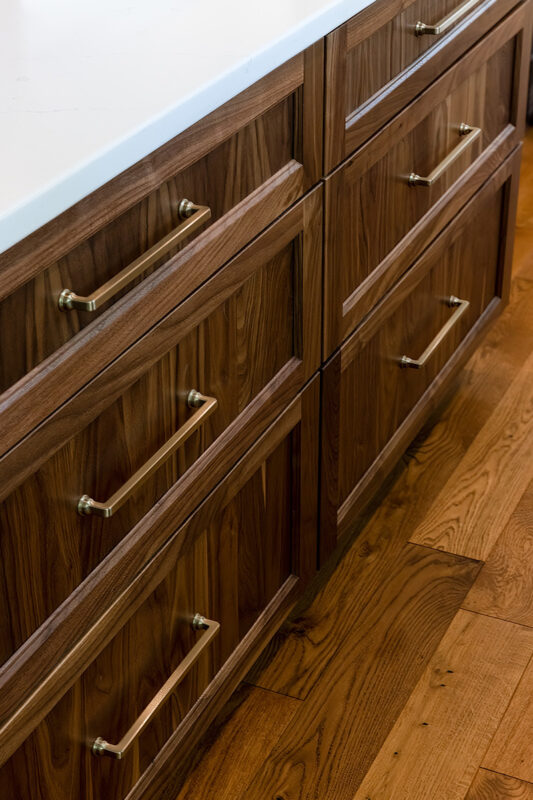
top-left (324, 2), bottom-right (531, 355)
top-left (325, 0), bottom-right (526, 169)
top-left (0, 188), bottom-right (321, 673)
top-left (0, 381), bottom-right (320, 798)
top-left (0, 43), bottom-right (323, 459)
top-left (320, 147), bottom-right (521, 561)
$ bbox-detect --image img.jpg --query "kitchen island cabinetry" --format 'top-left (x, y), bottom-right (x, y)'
top-left (0, 0), bottom-right (530, 797)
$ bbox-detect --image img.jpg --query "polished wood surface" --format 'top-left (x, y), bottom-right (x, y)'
top-left (0, 42), bottom-right (323, 457)
top-left (160, 131), bottom-right (533, 799)
top-left (1, 4), bottom-right (530, 796)
top-left (321, 147), bottom-right (519, 559)
top-left (0, 189), bottom-right (321, 688)
top-left (324, 4), bottom-right (529, 353)
top-left (0, 378), bottom-right (319, 799)
top-left (324, 0), bottom-right (524, 169)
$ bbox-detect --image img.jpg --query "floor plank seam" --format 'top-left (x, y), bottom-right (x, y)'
top-left (478, 766), bottom-right (533, 788)
top-left (242, 679), bottom-right (305, 701)
top-left (407, 539), bottom-right (485, 563)
top-left (459, 606), bottom-right (533, 630)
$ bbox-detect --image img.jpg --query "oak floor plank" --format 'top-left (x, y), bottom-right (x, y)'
top-left (409, 350), bottom-right (533, 560)
top-left (172, 684), bottom-right (300, 800)
top-left (462, 478), bottom-right (533, 626)
top-left (466, 769), bottom-right (533, 799)
top-left (241, 547), bottom-right (479, 800)
top-left (353, 610), bottom-right (533, 800)
top-left (483, 652), bottom-right (533, 785)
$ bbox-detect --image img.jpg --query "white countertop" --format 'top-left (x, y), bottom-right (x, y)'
top-left (0, 0), bottom-right (375, 255)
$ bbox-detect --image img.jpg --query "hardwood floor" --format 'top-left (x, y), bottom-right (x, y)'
top-left (171, 130), bottom-right (533, 800)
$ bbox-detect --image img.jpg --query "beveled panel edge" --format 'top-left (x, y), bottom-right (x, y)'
top-left (0, 162), bottom-right (305, 460)
top-left (0, 373), bottom-right (307, 764)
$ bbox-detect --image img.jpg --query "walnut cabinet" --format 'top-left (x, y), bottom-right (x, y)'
top-left (0, 1), bottom-right (530, 797)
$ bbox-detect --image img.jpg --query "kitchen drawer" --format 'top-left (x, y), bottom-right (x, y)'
top-left (324, 2), bottom-right (531, 355)
top-left (320, 147), bottom-right (521, 561)
top-left (0, 187), bottom-right (321, 672)
top-left (0, 380), bottom-right (320, 798)
top-left (0, 42), bottom-right (323, 458)
top-left (325, 0), bottom-right (525, 169)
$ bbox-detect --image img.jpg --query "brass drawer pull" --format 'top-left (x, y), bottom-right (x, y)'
top-left (92, 613), bottom-right (220, 759)
top-left (399, 296), bottom-right (470, 369)
top-left (408, 123), bottom-right (481, 187)
top-left (415, 0), bottom-right (480, 36)
top-left (77, 390), bottom-right (217, 517)
top-left (58, 199), bottom-right (211, 312)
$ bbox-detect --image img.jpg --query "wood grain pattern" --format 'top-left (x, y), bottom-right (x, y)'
top-left (462, 479), bottom-right (533, 625)
top-left (321, 148), bottom-right (519, 559)
top-left (345, 0), bottom-right (476, 112)
top-left (410, 349), bottom-right (533, 559)
top-left (0, 41), bottom-right (324, 457)
top-left (0, 188), bottom-right (321, 674)
top-left (241, 545), bottom-right (479, 800)
top-left (172, 685), bottom-right (300, 800)
top-left (483, 654), bottom-right (533, 784)
top-left (324, 0), bottom-right (524, 168)
top-left (466, 769), bottom-right (533, 799)
top-left (0, 161), bottom-right (304, 459)
top-left (0, 378), bottom-right (319, 798)
top-left (324, 7), bottom-right (523, 353)
top-left (353, 610), bottom-right (533, 800)
top-left (167, 137), bottom-right (533, 799)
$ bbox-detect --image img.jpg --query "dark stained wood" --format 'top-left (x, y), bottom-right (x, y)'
top-left (466, 770), bottom-right (533, 799)
top-left (172, 685), bottom-right (300, 800)
top-left (321, 147), bottom-right (521, 560)
top-left (0, 41), bottom-right (324, 456)
top-left (324, 0), bottom-right (527, 170)
top-left (0, 377), bottom-right (319, 794)
top-left (324, 5), bottom-right (528, 354)
top-left (240, 545), bottom-right (480, 800)
top-left (0, 161), bottom-right (304, 459)
top-left (171, 138), bottom-right (533, 799)
top-left (0, 188), bottom-right (322, 679)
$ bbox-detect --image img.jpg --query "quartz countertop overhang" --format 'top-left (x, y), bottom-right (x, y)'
top-left (0, 0), bottom-right (377, 255)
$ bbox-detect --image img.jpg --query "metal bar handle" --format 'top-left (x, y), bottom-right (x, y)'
top-left (59, 200), bottom-right (211, 312)
top-left (399, 296), bottom-right (470, 369)
top-left (77, 390), bottom-right (217, 517)
top-left (92, 613), bottom-right (220, 759)
top-left (408, 123), bottom-right (481, 187)
top-left (415, 0), bottom-right (480, 36)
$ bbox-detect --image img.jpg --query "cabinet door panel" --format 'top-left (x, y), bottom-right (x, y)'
top-left (324, 6), bottom-right (530, 353)
top-left (0, 188), bottom-right (321, 671)
top-left (0, 43), bottom-right (324, 457)
top-left (320, 148), bottom-right (521, 561)
top-left (0, 381), bottom-right (319, 800)
top-left (325, 0), bottom-right (528, 169)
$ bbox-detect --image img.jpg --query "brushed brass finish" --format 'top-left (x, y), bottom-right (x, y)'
top-left (91, 614), bottom-right (220, 759)
top-left (58, 200), bottom-right (211, 312)
top-left (415, 0), bottom-right (480, 36)
top-left (399, 296), bottom-right (470, 368)
top-left (408, 124), bottom-right (481, 187)
top-left (77, 391), bottom-right (217, 517)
